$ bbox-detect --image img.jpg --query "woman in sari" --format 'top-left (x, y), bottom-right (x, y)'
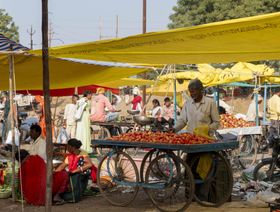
top-left (75, 91), bottom-right (92, 152)
top-left (55, 138), bottom-right (97, 203)
top-left (34, 96), bottom-right (55, 140)
top-left (15, 149), bottom-right (69, 205)
top-left (34, 96), bottom-right (46, 138)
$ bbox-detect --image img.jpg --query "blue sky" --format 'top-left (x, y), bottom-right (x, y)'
top-left (1, 0), bottom-right (176, 49)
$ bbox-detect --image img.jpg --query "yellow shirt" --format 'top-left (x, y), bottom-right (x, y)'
top-left (268, 94), bottom-right (280, 120)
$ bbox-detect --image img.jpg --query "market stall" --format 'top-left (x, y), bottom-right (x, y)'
top-left (93, 131), bottom-right (238, 211)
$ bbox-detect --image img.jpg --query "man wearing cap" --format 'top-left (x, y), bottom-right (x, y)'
top-left (245, 94), bottom-right (263, 122)
top-left (174, 79), bottom-right (220, 135)
top-left (90, 88), bottom-right (116, 122)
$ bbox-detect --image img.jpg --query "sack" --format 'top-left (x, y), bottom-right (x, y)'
top-left (57, 127), bottom-right (69, 144)
top-left (5, 128), bottom-right (20, 146)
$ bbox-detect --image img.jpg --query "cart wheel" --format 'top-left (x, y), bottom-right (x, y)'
top-left (96, 127), bottom-right (111, 156)
top-left (144, 153), bottom-right (194, 212)
top-left (238, 135), bottom-right (257, 169)
top-left (140, 149), bottom-right (157, 181)
top-left (97, 150), bottom-right (139, 207)
top-left (187, 152), bottom-right (233, 207)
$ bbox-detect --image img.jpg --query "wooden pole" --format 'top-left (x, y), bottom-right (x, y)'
top-left (42, 0), bottom-right (53, 211)
top-left (8, 51), bottom-right (16, 201)
top-left (142, 0), bottom-right (147, 113)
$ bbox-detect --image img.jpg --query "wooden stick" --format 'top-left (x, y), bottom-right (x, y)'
top-left (8, 51), bottom-right (16, 201)
top-left (42, 0), bottom-right (53, 210)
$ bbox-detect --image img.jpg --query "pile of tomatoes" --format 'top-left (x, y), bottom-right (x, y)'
top-left (110, 131), bottom-right (214, 145)
top-left (220, 114), bottom-right (255, 128)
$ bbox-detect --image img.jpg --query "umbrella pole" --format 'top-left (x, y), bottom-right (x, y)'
top-left (42, 0), bottom-right (53, 211)
top-left (8, 52), bottom-right (16, 201)
top-left (173, 79), bottom-right (177, 124)
top-left (263, 83), bottom-right (267, 124)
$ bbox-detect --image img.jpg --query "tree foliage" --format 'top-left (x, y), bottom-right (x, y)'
top-left (0, 9), bottom-right (19, 42)
top-left (169, 0), bottom-right (280, 29)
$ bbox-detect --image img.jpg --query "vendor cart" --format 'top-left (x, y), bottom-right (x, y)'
top-left (92, 139), bottom-right (238, 212)
top-left (217, 126), bottom-right (266, 169)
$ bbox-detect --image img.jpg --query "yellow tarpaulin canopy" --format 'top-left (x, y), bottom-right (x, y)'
top-left (0, 54), bottom-right (151, 90)
top-left (156, 62), bottom-right (275, 88)
top-left (32, 12), bottom-right (280, 64)
top-left (98, 78), bottom-right (154, 88)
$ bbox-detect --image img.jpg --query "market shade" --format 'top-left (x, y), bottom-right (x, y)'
top-left (16, 78), bottom-right (153, 96)
top-left (31, 12), bottom-right (280, 64)
top-left (17, 85), bottom-right (120, 96)
top-left (99, 77), bottom-right (154, 88)
top-left (0, 33), bottom-right (29, 51)
top-left (156, 62), bottom-right (275, 88)
top-left (0, 54), bottom-right (151, 90)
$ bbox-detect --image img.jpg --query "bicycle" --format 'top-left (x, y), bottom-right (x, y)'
top-left (253, 116), bottom-right (280, 182)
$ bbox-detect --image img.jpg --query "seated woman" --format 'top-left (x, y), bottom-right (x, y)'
top-left (55, 138), bottom-right (97, 203)
top-left (151, 99), bottom-right (163, 131)
top-left (15, 149), bottom-right (68, 205)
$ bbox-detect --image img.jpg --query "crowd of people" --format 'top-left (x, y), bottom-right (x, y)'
top-left (0, 79), bottom-right (279, 206)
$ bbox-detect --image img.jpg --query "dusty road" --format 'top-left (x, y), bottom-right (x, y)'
top-left (0, 191), bottom-right (269, 212)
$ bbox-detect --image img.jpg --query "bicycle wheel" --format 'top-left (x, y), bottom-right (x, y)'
top-left (253, 159), bottom-right (280, 182)
top-left (96, 127), bottom-right (111, 156)
top-left (144, 153), bottom-right (194, 212)
top-left (238, 135), bottom-right (257, 169)
top-left (139, 149), bottom-right (158, 181)
top-left (188, 152), bottom-right (233, 207)
top-left (97, 150), bottom-right (139, 206)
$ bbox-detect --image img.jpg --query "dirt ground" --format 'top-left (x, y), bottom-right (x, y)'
top-left (0, 194), bottom-right (269, 212)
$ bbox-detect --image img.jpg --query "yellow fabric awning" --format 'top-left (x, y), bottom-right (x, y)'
top-left (152, 62), bottom-right (276, 90)
top-left (32, 12), bottom-right (280, 64)
top-left (98, 78), bottom-right (154, 88)
top-left (0, 54), bottom-right (150, 90)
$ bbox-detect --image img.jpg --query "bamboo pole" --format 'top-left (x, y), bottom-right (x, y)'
top-left (42, 0), bottom-right (53, 211)
top-left (8, 51), bottom-right (16, 201)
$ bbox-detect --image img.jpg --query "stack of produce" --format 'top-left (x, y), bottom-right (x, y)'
top-left (110, 131), bottom-right (215, 145)
top-left (220, 114), bottom-right (255, 128)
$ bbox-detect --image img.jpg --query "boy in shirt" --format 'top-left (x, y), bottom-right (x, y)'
top-left (64, 94), bottom-right (79, 138)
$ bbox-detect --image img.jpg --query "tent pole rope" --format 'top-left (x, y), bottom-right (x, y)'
top-left (8, 50), bottom-right (16, 202)
top-left (141, 65), bottom-right (168, 113)
top-left (12, 59), bottom-right (25, 212)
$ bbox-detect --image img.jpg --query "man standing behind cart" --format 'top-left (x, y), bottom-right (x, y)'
top-left (174, 79), bottom-right (220, 136)
top-left (173, 79), bottom-right (220, 202)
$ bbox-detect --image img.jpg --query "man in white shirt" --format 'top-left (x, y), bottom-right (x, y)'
top-left (246, 94), bottom-right (263, 122)
top-left (29, 124), bottom-right (46, 162)
top-left (174, 79), bottom-right (220, 135)
top-left (64, 94), bottom-right (79, 138)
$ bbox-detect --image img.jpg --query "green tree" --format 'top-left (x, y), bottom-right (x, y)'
top-left (169, 0), bottom-right (280, 29)
top-left (0, 9), bottom-right (19, 42)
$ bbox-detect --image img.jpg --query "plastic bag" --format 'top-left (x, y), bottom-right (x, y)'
top-left (245, 191), bottom-right (267, 207)
top-left (56, 127), bottom-right (69, 144)
top-left (193, 124), bottom-right (212, 139)
top-left (258, 188), bottom-right (280, 203)
top-left (5, 128), bottom-right (20, 146)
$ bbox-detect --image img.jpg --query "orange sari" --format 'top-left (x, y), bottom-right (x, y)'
top-left (35, 96), bottom-right (46, 138)
top-left (35, 96), bottom-right (55, 139)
